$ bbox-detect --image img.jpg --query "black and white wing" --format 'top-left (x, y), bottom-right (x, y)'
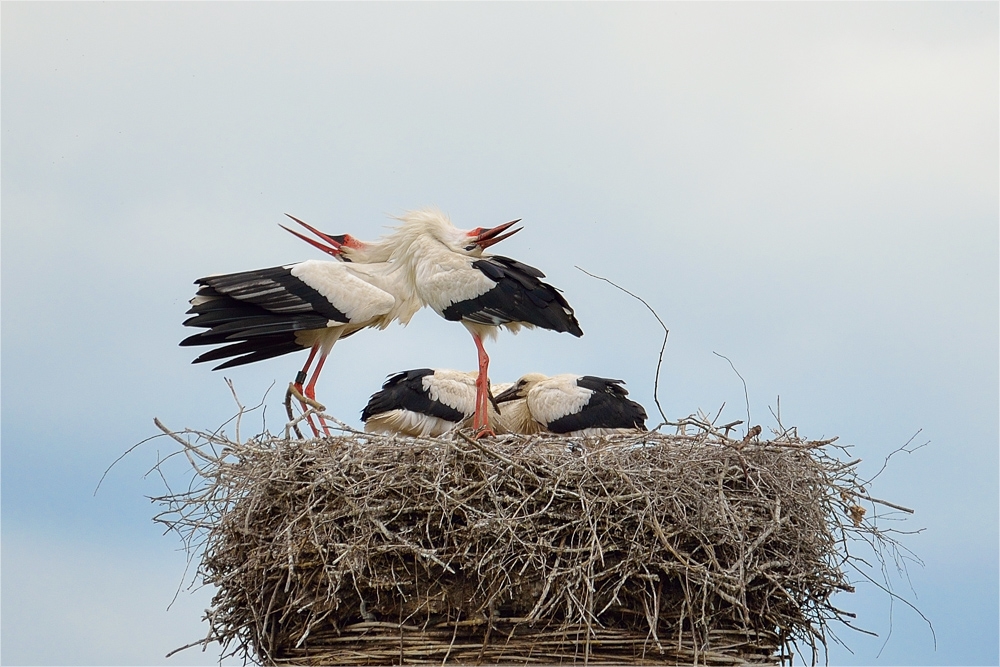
top-left (361, 369), bottom-right (481, 437)
top-left (546, 376), bottom-right (648, 433)
top-left (440, 256), bottom-right (583, 336)
top-left (181, 260), bottom-right (395, 369)
top-left (361, 369), bottom-right (469, 424)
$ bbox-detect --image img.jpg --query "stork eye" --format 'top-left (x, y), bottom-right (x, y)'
top-left (464, 243), bottom-right (477, 251)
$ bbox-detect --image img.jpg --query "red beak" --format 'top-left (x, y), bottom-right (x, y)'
top-left (472, 219), bottom-right (522, 250)
top-left (281, 214), bottom-right (343, 258)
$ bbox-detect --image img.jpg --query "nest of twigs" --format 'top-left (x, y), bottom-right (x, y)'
top-left (153, 417), bottom-right (909, 666)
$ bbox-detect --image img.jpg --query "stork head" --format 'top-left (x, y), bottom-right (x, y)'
top-left (493, 373), bottom-right (550, 403)
top-left (463, 218), bottom-right (522, 253)
top-left (390, 208), bottom-right (522, 257)
top-left (278, 218), bottom-right (378, 262)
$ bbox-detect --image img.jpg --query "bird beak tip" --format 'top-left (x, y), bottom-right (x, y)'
top-left (475, 219), bottom-right (523, 249)
top-left (281, 215), bottom-right (344, 257)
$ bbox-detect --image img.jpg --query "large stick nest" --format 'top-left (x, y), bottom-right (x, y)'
top-left (154, 419), bottom-right (903, 666)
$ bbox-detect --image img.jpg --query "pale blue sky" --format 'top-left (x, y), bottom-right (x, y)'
top-left (2, 3), bottom-right (997, 665)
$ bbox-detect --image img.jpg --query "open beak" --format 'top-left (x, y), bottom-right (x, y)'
top-left (473, 219), bottom-right (522, 250)
top-left (280, 214), bottom-right (343, 258)
top-left (492, 384), bottom-right (522, 404)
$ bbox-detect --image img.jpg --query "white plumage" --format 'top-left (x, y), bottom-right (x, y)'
top-left (490, 385), bottom-right (543, 436)
top-left (361, 369), bottom-right (506, 437)
top-left (288, 261), bottom-right (397, 323)
top-left (494, 373), bottom-right (648, 436)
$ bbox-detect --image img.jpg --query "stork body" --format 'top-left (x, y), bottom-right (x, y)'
top-left (381, 210), bottom-right (583, 436)
top-left (361, 369), bottom-right (508, 437)
top-left (181, 259), bottom-right (421, 434)
top-left (494, 373), bottom-right (647, 435)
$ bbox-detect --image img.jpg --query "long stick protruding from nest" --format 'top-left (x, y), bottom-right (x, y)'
top-left (576, 266), bottom-right (670, 427)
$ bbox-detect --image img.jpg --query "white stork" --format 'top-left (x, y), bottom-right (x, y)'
top-left (493, 373), bottom-right (648, 435)
top-left (181, 260), bottom-right (419, 435)
top-left (280, 208), bottom-right (584, 438)
top-left (360, 368), bottom-right (509, 437)
top-left (378, 209), bottom-right (584, 437)
top-left (182, 212), bottom-right (521, 437)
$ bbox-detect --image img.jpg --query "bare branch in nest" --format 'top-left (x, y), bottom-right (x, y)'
top-left (150, 420), bottom-right (922, 666)
top-left (713, 351), bottom-right (751, 437)
top-left (575, 266), bottom-right (670, 428)
top-left (739, 424), bottom-right (763, 448)
top-left (863, 429), bottom-right (930, 487)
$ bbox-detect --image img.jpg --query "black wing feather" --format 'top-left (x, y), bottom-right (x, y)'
top-left (181, 265), bottom-right (348, 368)
top-left (197, 266), bottom-right (349, 322)
top-left (546, 376), bottom-right (648, 433)
top-left (361, 369), bottom-right (466, 423)
top-left (442, 255), bottom-right (583, 336)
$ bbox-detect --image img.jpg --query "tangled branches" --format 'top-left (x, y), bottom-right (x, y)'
top-left (152, 421), bottom-right (914, 666)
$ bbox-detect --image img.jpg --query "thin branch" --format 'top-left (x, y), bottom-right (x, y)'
top-left (862, 430), bottom-right (929, 487)
top-left (94, 433), bottom-right (167, 495)
top-left (713, 352), bottom-right (751, 437)
top-left (575, 266), bottom-right (669, 427)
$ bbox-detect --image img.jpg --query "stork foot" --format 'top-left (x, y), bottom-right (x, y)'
top-left (285, 382), bottom-right (326, 438)
top-left (474, 425), bottom-right (496, 439)
top-left (303, 384), bottom-right (332, 437)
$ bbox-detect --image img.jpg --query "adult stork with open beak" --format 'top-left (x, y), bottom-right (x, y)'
top-left (366, 208), bottom-right (584, 437)
top-left (181, 211), bottom-right (529, 438)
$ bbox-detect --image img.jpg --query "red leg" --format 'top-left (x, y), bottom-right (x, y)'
top-left (294, 345), bottom-right (320, 397)
top-left (472, 333), bottom-right (495, 438)
top-left (291, 345), bottom-right (322, 437)
top-left (304, 350), bottom-right (331, 436)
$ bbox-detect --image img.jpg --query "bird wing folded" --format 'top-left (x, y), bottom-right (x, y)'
top-left (361, 369), bottom-right (468, 424)
top-left (545, 376), bottom-right (648, 433)
top-left (441, 256), bottom-right (583, 336)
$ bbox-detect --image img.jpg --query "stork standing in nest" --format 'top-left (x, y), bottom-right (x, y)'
top-left (284, 208), bottom-right (584, 438)
top-left (181, 212), bottom-right (527, 436)
top-left (180, 259), bottom-right (423, 436)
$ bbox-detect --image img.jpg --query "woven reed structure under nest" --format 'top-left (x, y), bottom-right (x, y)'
top-left (153, 418), bottom-right (910, 666)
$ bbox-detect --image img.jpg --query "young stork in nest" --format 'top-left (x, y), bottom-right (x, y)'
top-left (284, 208), bottom-right (584, 438)
top-left (494, 373), bottom-right (648, 435)
top-left (360, 368), bottom-right (511, 437)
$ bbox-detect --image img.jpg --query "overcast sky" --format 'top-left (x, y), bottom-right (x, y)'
top-left (2, 3), bottom-right (997, 665)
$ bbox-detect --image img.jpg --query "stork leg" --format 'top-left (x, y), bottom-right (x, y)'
top-left (303, 350), bottom-right (332, 437)
top-left (284, 344), bottom-right (323, 437)
top-left (471, 333), bottom-right (495, 438)
top-left (293, 345), bottom-right (320, 399)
